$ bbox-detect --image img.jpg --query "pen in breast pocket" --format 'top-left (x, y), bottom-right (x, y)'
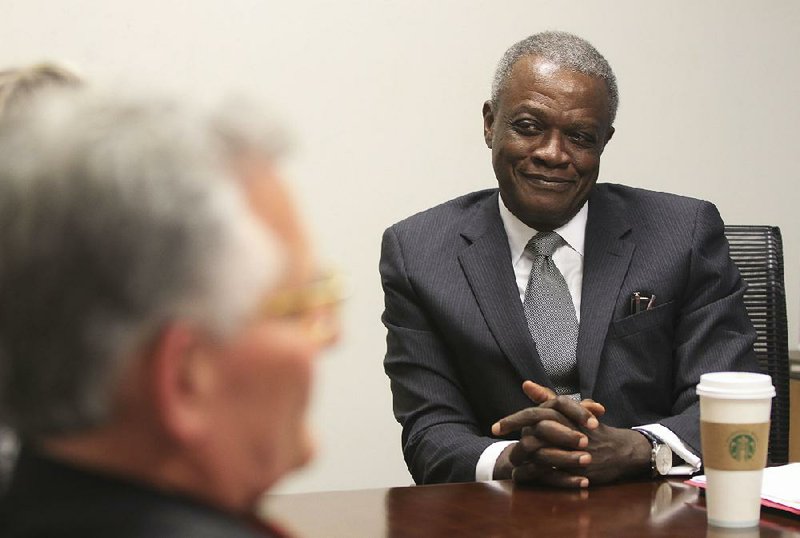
top-left (630, 292), bottom-right (656, 314)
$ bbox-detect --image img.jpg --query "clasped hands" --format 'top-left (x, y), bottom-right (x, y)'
top-left (491, 381), bottom-right (651, 488)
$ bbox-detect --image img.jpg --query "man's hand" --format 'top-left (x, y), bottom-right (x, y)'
top-left (491, 394), bottom-right (597, 487)
top-left (491, 382), bottom-right (601, 486)
top-left (491, 382), bottom-right (651, 487)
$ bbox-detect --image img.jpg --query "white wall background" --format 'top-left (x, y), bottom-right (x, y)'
top-left (2, 0), bottom-right (798, 494)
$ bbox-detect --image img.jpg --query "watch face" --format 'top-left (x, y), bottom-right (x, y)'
top-left (654, 445), bottom-right (672, 475)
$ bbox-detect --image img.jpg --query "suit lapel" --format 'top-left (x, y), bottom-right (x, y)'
top-left (578, 186), bottom-right (635, 398)
top-left (458, 192), bottom-right (551, 385)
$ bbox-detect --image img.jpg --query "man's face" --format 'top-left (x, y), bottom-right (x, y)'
top-left (483, 55), bottom-right (614, 230)
top-left (206, 159), bottom-right (337, 508)
top-left (211, 293), bottom-right (322, 502)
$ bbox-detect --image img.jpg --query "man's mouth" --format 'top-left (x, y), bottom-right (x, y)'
top-left (518, 172), bottom-right (574, 189)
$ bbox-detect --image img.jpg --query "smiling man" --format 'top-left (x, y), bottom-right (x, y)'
top-left (380, 31), bottom-right (759, 488)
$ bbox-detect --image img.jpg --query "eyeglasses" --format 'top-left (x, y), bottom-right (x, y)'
top-left (260, 270), bottom-right (344, 344)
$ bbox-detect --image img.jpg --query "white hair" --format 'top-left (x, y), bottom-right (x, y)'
top-left (0, 90), bottom-right (285, 436)
top-left (0, 62), bottom-right (82, 116)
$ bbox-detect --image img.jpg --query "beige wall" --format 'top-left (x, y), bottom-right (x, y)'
top-left (2, 0), bottom-right (798, 493)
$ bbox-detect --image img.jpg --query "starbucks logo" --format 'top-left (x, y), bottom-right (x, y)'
top-left (727, 432), bottom-right (757, 462)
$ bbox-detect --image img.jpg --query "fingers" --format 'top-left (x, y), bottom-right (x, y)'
top-left (507, 422), bottom-right (588, 467)
top-left (506, 434), bottom-right (541, 467)
top-left (527, 421), bottom-right (588, 450)
top-left (546, 396), bottom-right (600, 431)
top-left (512, 463), bottom-right (589, 489)
top-left (522, 380), bottom-right (556, 404)
top-left (492, 405), bottom-right (584, 437)
top-left (509, 435), bottom-right (591, 468)
top-left (521, 380), bottom-right (605, 424)
top-left (579, 399), bottom-right (606, 418)
top-left (510, 424), bottom-right (590, 464)
top-left (535, 446), bottom-right (592, 468)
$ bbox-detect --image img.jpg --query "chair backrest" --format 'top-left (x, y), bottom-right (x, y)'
top-left (724, 225), bottom-right (790, 464)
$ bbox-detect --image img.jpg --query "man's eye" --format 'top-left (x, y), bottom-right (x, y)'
top-left (512, 120), bottom-right (542, 134)
top-left (568, 132), bottom-right (597, 146)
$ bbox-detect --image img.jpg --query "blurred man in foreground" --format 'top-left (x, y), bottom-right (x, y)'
top-left (0, 90), bottom-right (339, 536)
top-left (0, 62), bottom-right (83, 488)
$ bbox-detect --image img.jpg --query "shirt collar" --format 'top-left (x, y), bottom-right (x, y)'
top-left (498, 194), bottom-right (588, 263)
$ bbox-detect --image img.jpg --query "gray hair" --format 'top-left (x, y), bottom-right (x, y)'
top-left (0, 90), bottom-right (285, 437)
top-left (0, 62), bottom-right (81, 116)
top-left (491, 31), bottom-right (619, 125)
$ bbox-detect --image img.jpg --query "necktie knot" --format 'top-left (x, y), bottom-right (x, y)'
top-left (526, 231), bottom-right (564, 257)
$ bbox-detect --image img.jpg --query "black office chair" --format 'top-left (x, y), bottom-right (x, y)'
top-left (724, 225), bottom-right (790, 464)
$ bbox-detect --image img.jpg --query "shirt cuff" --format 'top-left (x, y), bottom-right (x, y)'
top-left (475, 440), bottom-right (517, 481)
top-left (634, 423), bottom-right (701, 475)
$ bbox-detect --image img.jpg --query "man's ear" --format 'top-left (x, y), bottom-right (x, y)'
top-left (604, 126), bottom-right (615, 146)
top-left (482, 100), bottom-right (495, 149)
top-left (147, 323), bottom-right (219, 445)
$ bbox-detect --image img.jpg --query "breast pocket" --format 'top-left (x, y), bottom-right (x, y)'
top-left (609, 300), bottom-right (676, 339)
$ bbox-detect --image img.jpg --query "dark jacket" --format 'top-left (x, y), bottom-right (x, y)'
top-left (381, 184), bottom-right (758, 483)
top-left (0, 448), bottom-right (281, 537)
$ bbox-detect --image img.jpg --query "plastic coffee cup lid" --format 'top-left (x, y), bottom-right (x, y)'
top-left (696, 372), bottom-right (776, 399)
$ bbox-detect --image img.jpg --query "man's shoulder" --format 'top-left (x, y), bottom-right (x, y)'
top-left (387, 188), bottom-right (497, 235)
top-left (593, 183), bottom-right (712, 221)
top-left (595, 183), bottom-right (709, 208)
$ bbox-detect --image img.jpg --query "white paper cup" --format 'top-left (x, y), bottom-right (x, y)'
top-left (697, 372), bottom-right (775, 528)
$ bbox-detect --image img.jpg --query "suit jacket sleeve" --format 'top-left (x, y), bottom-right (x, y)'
top-left (656, 200), bottom-right (758, 453)
top-left (380, 226), bottom-right (495, 484)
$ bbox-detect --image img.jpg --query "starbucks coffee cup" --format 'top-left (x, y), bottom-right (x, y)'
top-left (696, 372), bottom-right (775, 528)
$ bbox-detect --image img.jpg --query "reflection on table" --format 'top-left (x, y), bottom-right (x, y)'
top-left (266, 478), bottom-right (800, 537)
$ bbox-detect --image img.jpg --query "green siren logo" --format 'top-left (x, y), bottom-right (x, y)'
top-left (727, 432), bottom-right (757, 462)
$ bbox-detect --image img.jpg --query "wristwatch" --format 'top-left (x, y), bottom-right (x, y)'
top-left (638, 429), bottom-right (672, 478)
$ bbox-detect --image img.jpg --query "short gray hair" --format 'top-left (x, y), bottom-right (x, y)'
top-left (0, 62), bottom-right (81, 116)
top-left (0, 90), bottom-right (285, 437)
top-left (491, 31), bottom-right (619, 125)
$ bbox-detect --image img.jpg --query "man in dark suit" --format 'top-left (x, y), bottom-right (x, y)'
top-left (380, 31), bottom-right (758, 488)
top-left (0, 90), bottom-right (339, 536)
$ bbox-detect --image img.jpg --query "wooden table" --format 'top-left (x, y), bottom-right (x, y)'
top-left (266, 478), bottom-right (800, 537)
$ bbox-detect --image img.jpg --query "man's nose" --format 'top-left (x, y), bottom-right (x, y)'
top-left (531, 131), bottom-right (569, 168)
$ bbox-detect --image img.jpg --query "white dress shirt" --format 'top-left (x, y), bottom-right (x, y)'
top-left (474, 196), bottom-right (700, 481)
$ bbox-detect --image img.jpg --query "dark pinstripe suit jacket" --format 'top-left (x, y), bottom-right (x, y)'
top-left (380, 183), bottom-right (758, 484)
